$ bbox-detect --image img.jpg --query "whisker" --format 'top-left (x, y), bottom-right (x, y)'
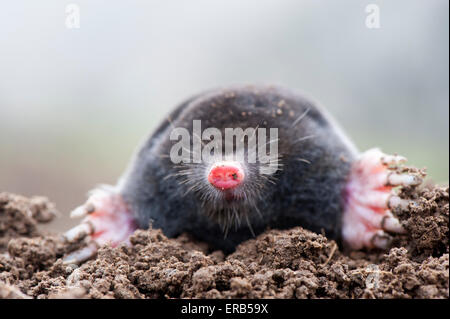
top-left (258, 138), bottom-right (280, 148)
top-left (291, 107), bottom-right (310, 127)
top-left (296, 158), bottom-right (311, 164)
top-left (192, 132), bottom-right (206, 146)
top-left (182, 146), bottom-right (196, 155)
top-left (245, 214), bottom-right (256, 237)
top-left (253, 205), bottom-right (263, 219)
top-left (293, 134), bottom-right (315, 144)
top-left (162, 173), bottom-right (176, 181)
top-left (240, 124), bottom-right (260, 143)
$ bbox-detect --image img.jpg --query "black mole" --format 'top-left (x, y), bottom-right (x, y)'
top-left (63, 85), bottom-right (422, 263)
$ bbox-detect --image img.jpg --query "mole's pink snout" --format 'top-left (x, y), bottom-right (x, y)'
top-left (208, 162), bottom-right (245, 190)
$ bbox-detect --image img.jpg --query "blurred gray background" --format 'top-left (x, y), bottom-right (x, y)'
top-left (0, 1), bottom-right (448, 230)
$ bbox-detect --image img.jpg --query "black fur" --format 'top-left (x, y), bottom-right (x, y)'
top-left (119, 85), bottom-right (358, 252)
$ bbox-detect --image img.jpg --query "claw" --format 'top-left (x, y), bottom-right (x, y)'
top-left (381, 213), bottom-right (406, 233)
top-left (350, 189), bottom-right (413, 211)
top-left (380, 154), bottom-right (407, 166)
top-left (342, 148), bottom-right (422, 250)
top-left (63, 241), bottom-right (99, 265)
top-left (62, 186), bottom-right (137, 264)
top-left (63, 221), bottom-right (94, 242)
top-left (388, 195), bottom-right (411, 210)
top-left (346, 200), bottom-right (406, 233)
top-left (387, 173), bottom-right (422, 186)
top-left (70, 203), bottom-right (95, 219)
top-left (370, 231), bottom-right (392, 249)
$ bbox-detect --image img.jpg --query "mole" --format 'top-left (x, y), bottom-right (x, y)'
top-left (63, 85), bottom-right (422, 263)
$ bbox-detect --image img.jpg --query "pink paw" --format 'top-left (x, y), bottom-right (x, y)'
top-left (62, 185), bottom-right (137, 264)
top-left (342, 148), bottom-right (422, 250)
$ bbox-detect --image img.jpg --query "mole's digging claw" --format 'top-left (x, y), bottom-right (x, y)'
top-left (387, 173), bottom-right (422, 187)
top-left (63, 242), bottom-right (99, 265)
top-left (388, 195), bottom-right (412, 210)
top-left (70, 203), bottom-right (96, 219)
top-left (370, 231), bottom-right (393, 250)
top-left (381, 213), bottom-right (406, 234)
top-left (62, 186), bottom-right (137, 263)
top-left (63, 222), bottom-right (94, 242)
top-left (342, 148), bottom-right (421, 250)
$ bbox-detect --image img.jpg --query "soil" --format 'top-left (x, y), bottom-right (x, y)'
top-left (0, 182), bottom-right (448, 299)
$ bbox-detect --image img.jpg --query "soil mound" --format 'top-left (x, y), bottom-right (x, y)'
top-left (0, 184), bottom-right (448, 299)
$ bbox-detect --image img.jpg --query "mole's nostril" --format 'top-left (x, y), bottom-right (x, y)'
top-left (208, 162), bottom-right (245, 190)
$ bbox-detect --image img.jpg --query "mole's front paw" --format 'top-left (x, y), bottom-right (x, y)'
top-left (62, 185), bottom-right (137, 264)
top-left (342, 148), bottom-right (423, 250)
